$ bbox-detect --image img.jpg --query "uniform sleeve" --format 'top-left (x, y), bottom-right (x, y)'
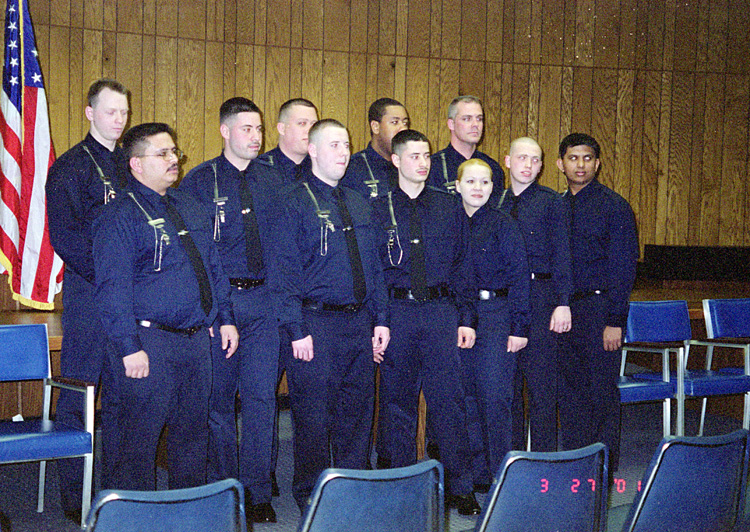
top-left (92, 204), bottom-right (142, 358)
top-left (502, 217), bottom-right (531, 337)
top-left (340, 155), bottom-right (370, 199)
top-left (605, 197), bottom-right (639, 328)
top-left (549, 195), bottom-right (573, 307)
top-left (450, 205), bottom-right (478, 329)
top-left (359, 200), bottom-right (389, 328)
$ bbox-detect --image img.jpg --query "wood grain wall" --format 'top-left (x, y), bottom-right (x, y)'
top-left (16, 0), bottom-right (750, 254)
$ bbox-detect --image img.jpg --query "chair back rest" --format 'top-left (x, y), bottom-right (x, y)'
top-left (0, 324), bottom-right (49, 382)
top-left (703, 298), bottom-right (750, 339)
top-left (298, 459), bottom-right (444, 532)
top-left (86, 479), bottom-right (246, 532)
top-left (474, 443), bottom-right (608, 532)
top-left (625, 301), bottom-right (691, 343)
top-left (624, 429), bottom-right (749, 532)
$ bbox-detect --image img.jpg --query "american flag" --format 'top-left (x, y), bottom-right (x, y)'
top-left (0, 0), bottom-right (62, 309)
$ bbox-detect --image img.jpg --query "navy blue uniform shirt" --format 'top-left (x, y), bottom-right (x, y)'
top-left (46, 133), bottom-right (123, 283)
top-left (371, 185), bottom-right (478, 329)
top-left (273, 171), bottom-right (388, 341)
top-left (562, 179), bottom-right (638, 328)
top-left (497, 182), bottom-right (573, 307)
top-left (468, 204), bottom-right (531, 337)
top-left (340, 143), bottom-right (398, 200)
top-left (180, 153), bottom-right (282, 280)
top-left (258, 146), bottom-right (311, 184)
top-left (427, 143), bottom-right (504, 198)
top-left (93, 177), bottom-right (234, 358)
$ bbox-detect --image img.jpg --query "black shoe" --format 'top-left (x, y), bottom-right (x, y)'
top-left (426, 441), bottom-right (441, 460)
top-left (473, 482), bottom-right (491, 494)
top-left (250, 502), bottom-right (277, 523)
top-left (63, 509), bottom-right (82, 526)
top-left (271, 472), bottom-right (280, 497)
top-left (447, 493), bottom-right (481, 516)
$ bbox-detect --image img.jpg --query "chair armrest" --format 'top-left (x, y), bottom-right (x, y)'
top-left (624, 341), bottom-right (685, 349)
top-left (691, 338), bottom-right (750, 349)
top-left (48, 376), bottom-right (96, 393)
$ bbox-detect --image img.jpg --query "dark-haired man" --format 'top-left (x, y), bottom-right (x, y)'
top-left (258, 98), bottom-right (318, 183)
top-left (372, 129), bottom-right (480, 515)
top-left (341, 97), bottom-right (409, 200)
top-left (273, 119), bottom-right (389, 510)
top-left (427, 95), bottom-right (504, 196)
top-left (94, 122), bottom-right (238, 492)
top-left (46, 78), bottom-right (129, 524)
top-left (556, 133), bottom-right (638, 472)
top-left (181, 98), bottom-right (282, 524)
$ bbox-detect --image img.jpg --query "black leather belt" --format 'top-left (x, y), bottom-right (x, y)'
top-left (229, 278), bottom-right (265, 289)
top-left (530, 272), bottom-right (552, 280)
top-left (570, 289), bottom-right (605, 302)
top-left (478, 288), bottom-right (508, 300)
top-left (137, 320), bottom-right (203, 337)
top-left (389, 286), bottom-right (452, 301)
top-left (302, 299), bottom-right (361, 313)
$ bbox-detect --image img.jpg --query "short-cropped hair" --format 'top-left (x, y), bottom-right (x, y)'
top-left (87, 78), bottom-right (129, 107)
top-left (220, 97), bottom-right (261, 124)
top-left (122, 122), bottom-right (175, 161)
top-left (558, 133), bottom-right (600, 159)
top-left (448, 95), bottom-right (483, 120)
top-left (391, 129), bottom-right (429, 156)
top-left (308, 118), bottom-right (347, 145)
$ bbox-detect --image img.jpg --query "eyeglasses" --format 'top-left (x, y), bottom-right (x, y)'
top-left (138, 148), bottom-right (184, 161)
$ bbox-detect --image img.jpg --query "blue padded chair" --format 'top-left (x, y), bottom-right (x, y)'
top-left (474, 443), bottom-right (608, 532)
top-left (619, 301), bottom-right (688, 437)
top-left (298, 459), bottom-right (444, 532)
top-left (85, 478), bottom-right (246, 532)
top-left (687, 298), bottom-right (750, 435)
top-left (606, 429), bottom-right (749, 532)
top-left (0, 323), bottom-right (95, 528)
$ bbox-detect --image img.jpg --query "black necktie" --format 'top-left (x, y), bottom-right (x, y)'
top-left (408, 198), bottom-right (427, 299)
top-left (238, 173), bottom-right (264, 274)
top-left (162, 195), bottom-right (213, 316)
top-left (333, 187), bottom-right (366, 303)
top-left (509, 194), bottom-right (519, 219)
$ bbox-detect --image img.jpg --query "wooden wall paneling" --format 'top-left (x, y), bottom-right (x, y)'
top-left (101, 31), bottom-right (116, 79)
top-left (206, 0), bottom-right (226, 42)
top-left (698, 73), bottom-right (724, 245)
top-left (393, 55), bottom-right (406, 104)
top-left (633, 0), bottom-right (650, 71)
top-left (363, 53), bottom-right (378, 114)
top-left (404, 56), bottom-right (430, 137)
top-left (594, 0), bottom-right (619, 69)
top-left (436, 58), bottom-right (459, 149)
top-left (70, 0), bottom-right (82, 27)
top-left (156, 0), bottom-right (178, 37)
top-left (569, 67), bottom-right (592, 134)
top-left (529, 0), bottom-right (542, 64)
top-left (367, 0), bottom-right (380, 53)
top-left (536, 65), bottom-right (562, 190)
top-left (511, 0), bottom-right (530, 64)
top-left (556, 66), bottom-right (573, 189)
top-left (252, 45), bottom-right (267, 112)
top-left (460, 0), bottom-right (486, 62)
top-left (425, 58), bottom-right (442, 146)
top-left (629, 69), bottom-right (647, 251)
top-left (654, 72), bottom-right (673, 245)
top-left (321, 51), bottom-right (349, 122)
top-left (301, 49), bottom-right (323, 110)
top-left (204, 41), bottom-right (226, 158)
top-left (482, 62), bottom-right (503, 172)
top-left (140, 35), bottom-right (156, 124)
top-left (117, 0), bottom-right (142, 34)
top-left (49, 0), bottom-right (69, 26)
top-left (694, 0), bottom-right (709, 73)
top-left (728, 0), bottom-right (750, 75)
top-left (347, 52), bottom-right (368, 151)
top-left (224, 0), bottom-right (237, 44)
top-left (348, 0), bottom-right (367, 54)
top-left (560, 0), bottom-right (576, 65)
top-left (287, 48), bottom-right (302, 98)
top-left (673, 0), bottom-right (698, 73)
top-left (591, 68), bottom-right (617, 192)
top-left (234, 44), bottom-right (255, 102)
top-left (661, 0), bottom-right (676, 72)
top-left (617, 0), bottom-right (636, 70)
top-left (82, 0), bottom-right (103, 30)
top-left (496, 63), bottom-right (514, 167)
top-left (378, 0), bottom-right (397, 56)
top-left (485, 0), bottom-right (504, 63)
top-left (665, 72), bottom-right (694, 245)
top-left (67, 29), bottom-right (83, 145)
top-left (142, 0), bottom-right (157, 35)
top-left (459, 60), bottom-right (485, 102)
top-left (376, 55), bottom-right (396, 100)
top-left (223, 43), bottom-right (238, 100)
top-left (265, 46), bottom-right (291, 148)
top-left (152, 37), bottom-right (179, 128)
top-left (574, 0), bottom-right (595, 67)
top-left (253, 0), bottom-right (267, 45)
top-left (613, 70), bottom-right (634, 205)
top-left (645, 0), bottom-right (665, 71)
top-left (178, 0), bottom-right (207, 40)
top-left (115, 32), bottom-right (143, 125)
top-left (706, 0), bottom-right (727, 73)
top-left (687, 73), bottom-right (706, 244)
top-left (718, 76), bottom-right (749, 245)
top-left (540, 0), bottom-right (563, 65)
top-left (439, 0), bottom-right (460, 60)
top-left (500, 0), bottom-right (514, 64)
top-left (235, 0), bottom-right (255, 44)
top-left (395, 0), bottom-right (408, 56)
top-left (324, 0), bottom-right (350, 52)
top-left (509, 63), bottom-right (530, 142)
top-left (48, 26), bottom-right (70, 156)
top-left (81, 30), bottom-right (103, 138)
top-left (527, 65), bottom-right (541, 142)
top-left (176, 39), bottom-right (207, 168)
top-left (407, 0), bottom-right (430, 57)
top-left (639, 71), bottom-right (662, 247)
top-left (102, 0), bottom-right (115, 32)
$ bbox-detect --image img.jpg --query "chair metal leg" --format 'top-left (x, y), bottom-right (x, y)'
top-left (744, 392), bottom-right (750, 430)
top-left (698, 397), bottom-right (708, 436)
top-left (662, 398), bottom-right (671, 438)
top-left (37, 460), bottom-right (46, 513)
top-left (81, 452), bottom-right (94, 527)
top-left (675, 345), bottom-right (686, 437)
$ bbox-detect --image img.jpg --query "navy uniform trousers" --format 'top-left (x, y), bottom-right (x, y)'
top-left (287, 307), bottom-right (374, 508)
top-left (101, 326), bottom-right (211, 491)
top-left (208, 284), bottom-right (278, 504)
top-left (512, 278), bottom-right (561, 452)
top-left (461, 297), bottom-right (515, 485)
top-left (380, 298), bottom-right (473, 496)
top-left (557, 292), bottom-right (621, 468)
top-left (55, 269), bottom-right (105, 511)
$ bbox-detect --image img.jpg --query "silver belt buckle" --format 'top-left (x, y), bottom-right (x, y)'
top-left (478, 290), bottom-right (491, 301)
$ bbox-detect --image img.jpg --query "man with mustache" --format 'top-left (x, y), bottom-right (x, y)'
top-left (181, 97), bottom-right (283, 526)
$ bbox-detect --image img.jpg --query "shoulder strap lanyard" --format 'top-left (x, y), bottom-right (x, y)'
top-left (82, 145), bottom-right (117, 204)
top-left (127, 192), bottom-right (171, 271)
top-left (360, 152), bottom-right (379, 198)
top-left (385, 191), bottom-right (403, 266)
top-left (301, 181), bottom-right (335, 256)
top-left (439, 152), bottom-right (456, 193)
